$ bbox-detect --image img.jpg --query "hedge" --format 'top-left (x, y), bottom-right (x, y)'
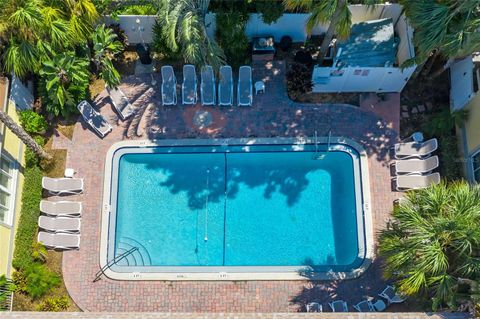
top-left (12, 148), bottom-right (43, 271)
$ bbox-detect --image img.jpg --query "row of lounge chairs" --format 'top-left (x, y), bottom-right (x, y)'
top-left (392, 137), bottom-right (441, 191)
top-left (38, 177), bottom-right (84, 250)
top-left (306, 285), bottom-right (405, 313)
top-left (161, 65), bottom-right (253, 107)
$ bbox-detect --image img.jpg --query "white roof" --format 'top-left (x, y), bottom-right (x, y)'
top-left (450, 56), bottom-right (474, 111)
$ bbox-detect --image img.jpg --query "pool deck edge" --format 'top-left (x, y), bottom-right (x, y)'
top-left (100, 137), bottom-right (373, 281)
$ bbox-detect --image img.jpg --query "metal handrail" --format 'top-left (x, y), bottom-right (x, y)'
top-left (93, 246), bottom-right (139, 282)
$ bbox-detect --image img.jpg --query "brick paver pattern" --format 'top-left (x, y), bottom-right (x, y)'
top-left (59, 61), bottom-right (401, 312)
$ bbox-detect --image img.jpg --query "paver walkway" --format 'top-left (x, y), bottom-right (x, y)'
top-left (61, 61), bottom-right (401, 312)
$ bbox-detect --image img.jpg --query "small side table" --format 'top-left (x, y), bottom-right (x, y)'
top-left (255, 81), bottom-right (265, 95)
top-left (64, 168), bottom-right (75, 178)
top-left (412, 132), bottom-right (424, 143)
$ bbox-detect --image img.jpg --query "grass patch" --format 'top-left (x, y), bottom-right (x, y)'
top-left (88, 76), bottom-right (106, 101)
top-left (12, 133), bottom-right (78, 311)
top-left (56, 124), bottom-right (75, 141)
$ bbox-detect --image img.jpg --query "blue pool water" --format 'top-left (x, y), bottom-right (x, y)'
top-left (113, 145), bottom-right (362, 270)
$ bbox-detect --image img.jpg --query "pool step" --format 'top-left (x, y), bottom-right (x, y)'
top-left (115, 237), bottom-right (152, 267)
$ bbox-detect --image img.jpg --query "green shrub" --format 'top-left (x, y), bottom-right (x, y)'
top-left (422, 108), bottom-right (469, 137)
top-left (256, 0), bottom-right (284, 24)
top-left (286, 62), bottom-right (313, 100)
top-left (18, 110), bottom-right (48, 134)
top-left (0, 275), bottom-right (15, 305)
top-left (25, 136), bottom-right (45, 168)
top-left (216, 12), bottom-right (250, 67)
top-left (12, 146), bottom-right (44, 271)
top-left (438, 135), bottom-right (462, 181)
top-left (11, 271), bottom-right (27, 294)
top-left (36, 296), bottom-right (70, 311)
top-left (23, 264), bottom-right (60, 299)
top-left (151, 21), bottom-right (181, 60)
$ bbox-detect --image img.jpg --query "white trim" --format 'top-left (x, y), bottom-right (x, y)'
top-left (100, 137), bottom-right (373, 281)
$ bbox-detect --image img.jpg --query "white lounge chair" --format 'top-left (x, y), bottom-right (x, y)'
top-left (38, 231), bottom-right (80, 250)
top-left (306, 302), bottom-right (322, 312)
top-left (42, 177), bottom-right (84, 195)
top-left (38, 216), bottom-right (81, 233)
top-left (394, 172), bottom-right (441, 191)
top-left (201, 66), bottom-right (215, 106)
top-left (329, 300), bottom-right (348, 312)
top-left (77, 100), bottom-right (112, 138)
top-left (218, 65), bottom-right (233, 106)
top-left (394, 156), bottom-right (439, 175)
top-left (161, 65), bottom-right (177, 106)
top-left (394, 138), bottom-right (438, 159)
top-left (353, 300), bottom-right (374, 312)
top-left (40, 200), bottom-right (82, 217)
top-left (106, 86), bottom-right (135, 120)
top-left (237, 65), bottom-right (252, 106)
top-left (182, 64), bottom-right (197, 105)
top-left (379, 285), bottom-right (406, 304)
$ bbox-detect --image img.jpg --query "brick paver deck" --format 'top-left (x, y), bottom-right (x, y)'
top-left (60, 61), bottom-right (401, 312)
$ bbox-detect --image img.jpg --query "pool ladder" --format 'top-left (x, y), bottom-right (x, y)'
top-left (93, 246), bottom-right (139, 282)
top-left (312, 130), bottom-right (332, 160)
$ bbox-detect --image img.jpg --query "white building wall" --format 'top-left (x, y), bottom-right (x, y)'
top-left (450, 57), bottom-right (475, 111)
top-left (9, 76), bottom-right (33, 110)
top-left (112, 4), bottom-right (406, 44)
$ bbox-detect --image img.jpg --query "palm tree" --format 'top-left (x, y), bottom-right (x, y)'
top-left (156, 0), bottom-right (225, 69)
top-left (91, 24), bottom-right (124, 88)
top-left (283, 0), bottom-right (383, 64)
top-left (400, 0), bottom-right (480, 77)
top-left (0, 111), bottom-right (51, 160)
top-left (379, 181), bottom-right (480, 310)
top-left (39, 53), bottom-right (90, 117)
top-left (0, 0), bottom-right (98, 79)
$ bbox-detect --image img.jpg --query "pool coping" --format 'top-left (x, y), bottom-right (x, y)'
top-left (100, 137), bottom-right (373, 281)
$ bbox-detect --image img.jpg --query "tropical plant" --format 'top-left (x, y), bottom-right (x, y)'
top-left (155, 0), bottom-right (226, 69)
top-left (400, 0), bottom-right (480, 77)
top-left (256, 0), bottom-right (284, 24)
top-left (283, 0), bottom-right (381, 64)
top-left (23, 263), bottom-right (60, 299)
top-left (286, 62), bottom-right (313, 100)
top-left (36, 296), bottom-right (70, 311)
top-left (91, 24), bottom-right (124, 88)
top-left (422, 108), bottom-right (469, 137)
top-left (379, 181), bottom-right (480, 310)
top-left (0, 0), bottom-right (98, 79)
top-left (39, 53), bottom-right (90, 117)
top-left (18, 110), bottom-right (48, 134)
top-left (31, 241), bottom-right (47, 263)
top-left (0, 111), bottom-right (51, 160)
top-left (215, 11), bottom-right (250, 67)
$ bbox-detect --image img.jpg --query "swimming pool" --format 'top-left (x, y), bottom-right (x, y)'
top-left (100, 138), bottom-right (372, 280)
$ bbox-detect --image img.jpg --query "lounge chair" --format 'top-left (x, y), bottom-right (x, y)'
top-left (353, 300), bottom-right (374, 312)
top-left (37, 231), bottom-right (80, 250)
top-left (201, 66), bottom-right (215, 106)
top-left (182, 64), bottom-right (197, 105)
top-left (394, 138), bottom-right (438, 159)
top-left (38, 216), bottom-right (81, 233)
top-left (306, 302), bottom-right (322, 312)
top-left (218, 66), bottom-right (233, 106)
top-left (394, 172), bottom-right (441, 191)
top-left (378, 285), bottom-right (406, 304)
top-left (42, 177), bottom-right (84, 195)
top-left (237, 65), bottom-right (252, 106)
top-left (394, 156), bottom-right (439, 175)
top-left (106, 86), bottom-right (135, 120)
top-left (77, 100), bottom-right (112, 138)
top-left (40, 200), bottom-right (82, 217)
top-left (329, 300), bottom-right (348, 312)
top-left (161, 65), bottom-right (177, 106)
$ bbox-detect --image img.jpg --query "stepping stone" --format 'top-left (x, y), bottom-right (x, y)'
top-left (417, 104), bottom-right (426, 113)
top-left (402, 111), bottom-right (409, 118)
top-left (401, 105), bottom-right (409, 111)
top-left (411, 107), bottom-right (418, 114)
top-left (426, 101), bottom-right (434, 110)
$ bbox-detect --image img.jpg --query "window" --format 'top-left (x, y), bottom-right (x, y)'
top-left (472, 151), bottom-right (480, 183)
top-left (0, 155), bottom-right (16, 225)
